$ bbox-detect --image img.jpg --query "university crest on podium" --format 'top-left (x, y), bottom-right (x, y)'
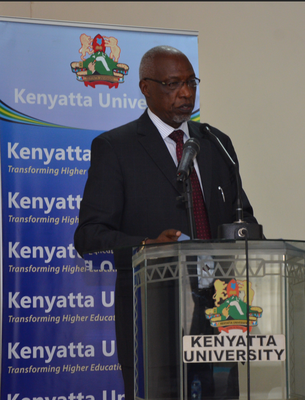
top-left (205, 278), bottom-right (263, 333)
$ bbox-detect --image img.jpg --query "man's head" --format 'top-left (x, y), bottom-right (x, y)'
top-left (139, 45), bottom-right (198, 129)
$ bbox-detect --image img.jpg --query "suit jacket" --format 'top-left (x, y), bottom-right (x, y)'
top-left (74, 109), bottom-right (256, 256)
top-left (74, 109), bottom-right (257, 367)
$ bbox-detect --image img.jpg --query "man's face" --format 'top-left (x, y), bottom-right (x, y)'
top-left (140, 53), bottom-right (196, 129)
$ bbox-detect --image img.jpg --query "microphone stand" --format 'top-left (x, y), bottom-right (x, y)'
top-left (201, 124), bottom-right (263, 240)
top-left (219, 161), bottom-right (263, 240)
top-left (177, 165), bottom-right (196, 240)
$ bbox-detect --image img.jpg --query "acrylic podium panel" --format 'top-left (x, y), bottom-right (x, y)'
top-left (132, 240), bottom-right (305, 400)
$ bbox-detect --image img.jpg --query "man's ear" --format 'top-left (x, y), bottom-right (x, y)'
top-left (139, 79), bottom-right (150, 98)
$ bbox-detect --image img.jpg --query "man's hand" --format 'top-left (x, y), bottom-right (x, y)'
top-left (145, 229), bottom-right (181, 245)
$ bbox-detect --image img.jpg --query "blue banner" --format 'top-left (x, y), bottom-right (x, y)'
top-left (0, 18), bottom-right (199, 399)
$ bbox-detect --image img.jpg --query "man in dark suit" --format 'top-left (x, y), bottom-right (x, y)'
top-left (74, 45), bottom-right (258, 399)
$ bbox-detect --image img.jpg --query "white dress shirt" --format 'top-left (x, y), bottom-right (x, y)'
top-left (147, 108), bottom-right (203, 191)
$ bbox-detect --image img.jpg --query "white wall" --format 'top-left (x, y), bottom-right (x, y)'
top-left (1, 1), bottom-right (305, 240)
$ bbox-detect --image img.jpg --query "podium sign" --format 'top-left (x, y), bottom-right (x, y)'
top-left (133, 240), bottom-right (305, 400)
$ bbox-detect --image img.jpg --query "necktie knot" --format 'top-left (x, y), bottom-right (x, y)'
top-left (169, 130), bottom-right (184, 144)
top-left (169, 130), bottom-right (184, 162)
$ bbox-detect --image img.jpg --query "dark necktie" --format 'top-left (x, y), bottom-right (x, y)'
top-left (169, 130), bottom-right (211, 240)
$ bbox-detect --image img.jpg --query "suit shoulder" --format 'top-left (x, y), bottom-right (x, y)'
top-left (92, 118), bottom-right (139, 147)
top-left (189, 120), bottom-right (232, 144)
top-left (209, 127), bottom-right (233, 149)
top-left (92, 110), bottom-right (150, 145)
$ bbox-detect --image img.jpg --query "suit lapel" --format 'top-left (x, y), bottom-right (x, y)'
top-left (136, 111), bottom-right (180, 192)
top-left (136, 112), bottom-right (213, 204)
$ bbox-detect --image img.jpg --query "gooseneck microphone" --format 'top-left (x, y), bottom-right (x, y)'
top-left (176, 137), bottom-right (200, 182)
top-left (200, 123), bottom-right (263, 240)
top-left (174, 137), bottom-right (200, 239)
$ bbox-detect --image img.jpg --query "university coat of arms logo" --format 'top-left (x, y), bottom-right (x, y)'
top-left (70, 34), bottom-right (129, 89)
top-left (205, 278), bottom-right (263, 333)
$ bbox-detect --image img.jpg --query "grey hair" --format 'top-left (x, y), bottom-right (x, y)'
top-left (139, 45), bottom-right (185, 80)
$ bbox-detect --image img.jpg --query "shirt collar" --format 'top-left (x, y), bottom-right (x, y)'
top-left (147, 108), bottom-right (190, 140)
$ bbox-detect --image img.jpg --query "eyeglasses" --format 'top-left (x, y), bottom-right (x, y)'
top-left (143, 77), bottom-right (200, 91)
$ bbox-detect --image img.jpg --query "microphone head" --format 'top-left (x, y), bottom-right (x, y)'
top-left (177, 137), bottom-right (200, 181)
top-left (183, 137), bottom-right (200, 154)
top-left (200, 123), bottom-right (211, 135)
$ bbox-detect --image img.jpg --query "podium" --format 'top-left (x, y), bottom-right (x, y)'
top-left (132, 240), bottom-right (305, 400)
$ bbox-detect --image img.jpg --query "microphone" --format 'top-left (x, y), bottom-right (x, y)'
top-left (201, 123), bottom-right (263, 240)
top-left (177, 137), bottom-right (200, 182)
